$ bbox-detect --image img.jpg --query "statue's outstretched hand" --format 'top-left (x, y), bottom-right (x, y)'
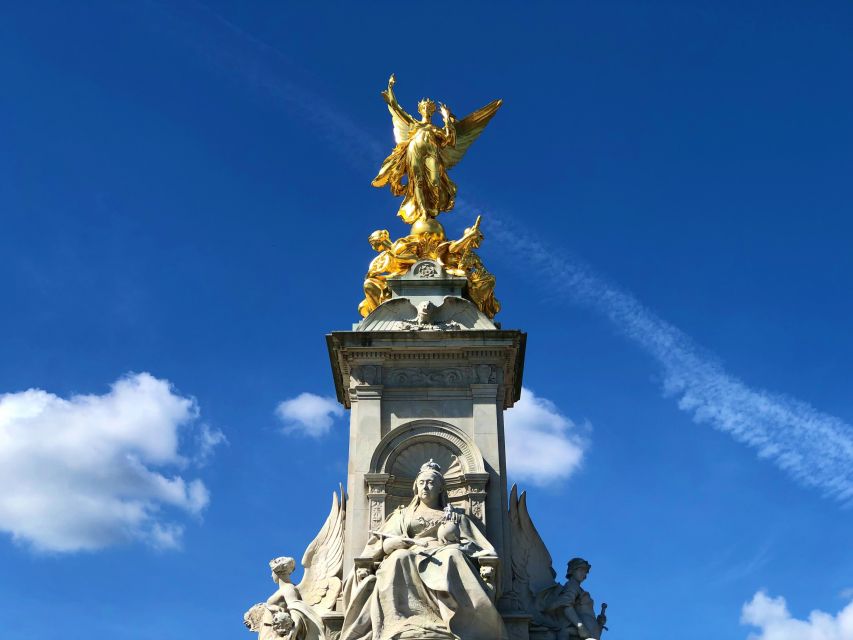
top-left (382, 535), bottom-right (412, 554)
top-left (379, 73), bottom-right (397, 104)
top-left (380, 74), bottom-right (396, 104)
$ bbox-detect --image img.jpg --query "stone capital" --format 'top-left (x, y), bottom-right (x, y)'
top-left (351, 385), bottom-right (384, 402)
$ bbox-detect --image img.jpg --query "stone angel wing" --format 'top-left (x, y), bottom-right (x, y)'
top-left (508, 484), bottom-right (559, 622)
top-left (440, 98), bottom-right (503, 168)
top-left (296, 486), bottom-right (347, 612)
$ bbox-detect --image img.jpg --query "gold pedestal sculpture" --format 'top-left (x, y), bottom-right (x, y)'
top-left (359, 75), bottom-right (502, 319)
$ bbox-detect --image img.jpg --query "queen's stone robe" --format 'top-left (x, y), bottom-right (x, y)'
top-left (340, 503), bottom-right (507, 640)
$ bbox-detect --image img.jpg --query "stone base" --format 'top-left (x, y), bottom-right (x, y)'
top-left (322, 612), bottom-right (343, 640)
top-left (502, 613), bottom-right (532, 640)
top-left (397, 631), bottom-right (455, 640)
top-left (322, 610), bottom-right (533, 640)
top-left (529, 624), bottom-right (558, 640)
top-left (530, 625), bottom-right (602, 640)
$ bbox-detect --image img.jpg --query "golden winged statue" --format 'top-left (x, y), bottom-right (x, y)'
top-left (372, 74), bottom-right (502, 230)
top-left (358, 76), bottom-right (502, 320)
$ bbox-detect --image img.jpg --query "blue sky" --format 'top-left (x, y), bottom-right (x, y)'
top-left (1, 2), bottom-right (852, 639)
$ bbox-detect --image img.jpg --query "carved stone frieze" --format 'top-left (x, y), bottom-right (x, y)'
top-left (463, 473), bottom-right (489, 526)
top-left (384, 367), bottom-right (469, 387)
top-left (369, 499), bottom-right (384, 532)
top-left (446, 486), bottom-right (468, 498)
top-left (350, 364), bottom-right (381, 386)
top-left (470, 498), bottom-right (485, 522)
top-left (392, 319), bottom-right (464, 331)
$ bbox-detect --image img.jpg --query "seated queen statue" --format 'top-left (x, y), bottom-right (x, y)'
top-left (340, 460), bottom-right (507, 640)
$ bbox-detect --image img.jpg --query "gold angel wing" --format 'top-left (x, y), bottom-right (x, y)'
top-left (296, 486), bottom-right (347, 612)
top-left (440, 98), bottom-right (503, 169)
top-left (388, 102), bottom-right (416, 144)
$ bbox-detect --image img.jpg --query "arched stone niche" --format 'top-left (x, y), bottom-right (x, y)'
top-left (364, 421), bottom-right (490, 533)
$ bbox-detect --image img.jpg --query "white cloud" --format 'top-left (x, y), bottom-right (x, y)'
top-left (741, 591), bottom-right (853, 640)
top-left (504, 387), bottom-right (587, 485)
top-left (0, 373), bottom-right (223, 552)
top-left (275, 392), bottom-right (344, 437)
top-left (194, 423), bottom-right (228, 466)
top-left (486, 215), bottom-right (853, 503)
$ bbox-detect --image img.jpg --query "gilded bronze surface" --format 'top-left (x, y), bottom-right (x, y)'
top-left (372, 75), bottom-right (501, 225)
top-left (358, 216), bottom-right (500, 319)
top-left (359, 76), bottom-right (502, 319)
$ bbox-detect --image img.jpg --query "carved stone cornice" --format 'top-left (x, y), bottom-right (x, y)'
top-left (326, 330), bottom-right (526, 409)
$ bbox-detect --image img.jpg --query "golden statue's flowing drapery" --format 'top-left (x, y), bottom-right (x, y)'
top-left (372, 75), bottom-right (501, 224)
top-left (372, 113), bottom-right (457, 224)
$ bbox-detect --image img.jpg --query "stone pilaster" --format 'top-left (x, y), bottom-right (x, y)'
top-left (344, 383), bottom-right (383, 573)
top-left (364, 472), bottom-right (391, 534)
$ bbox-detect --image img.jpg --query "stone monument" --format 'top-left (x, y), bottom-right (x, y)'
top-left (244, 76), bottom-right (608, 640)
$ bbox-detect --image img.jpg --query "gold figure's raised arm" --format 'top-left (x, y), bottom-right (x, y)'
top-left (447, 215), bottom-right (482, 254)
top-left (381, 74), bottom-right (417, 144)
top-left (439, 99), bottom-right (502, 169)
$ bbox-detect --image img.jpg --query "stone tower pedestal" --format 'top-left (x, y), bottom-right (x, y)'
top-left (327, 260), bottom-right (526, 597)
top-left (328, 329), bottom-right (525, 593)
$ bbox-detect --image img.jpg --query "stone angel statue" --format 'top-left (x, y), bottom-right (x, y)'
top-left (243, 556), bottom-right (326, 640)
top-left (296, 487), bottom-right (347, 611)
top-left (244, 488), bottom-right (347, 640)
top-left (507, 486), bottom-right (608, 640)
top-left (372, 74), bottom-right (502, 225)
